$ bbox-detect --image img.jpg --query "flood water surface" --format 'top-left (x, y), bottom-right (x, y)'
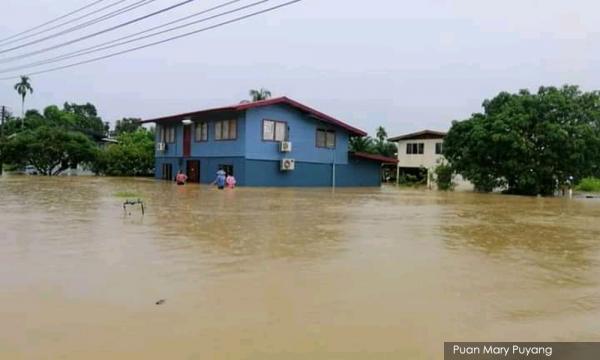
top-left (1, 176), bottom-right (600, 359)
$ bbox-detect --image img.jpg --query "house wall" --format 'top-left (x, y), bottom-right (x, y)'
top-left (189, 112), bottom-right (246, 157)
top-left (186, 157), bottom-right (246, 184)
top-left (244, 159), bottom-right (380, 187)
top-left (395, 138), bottom-right (444, 169)
top-left (154, 157), bottom-right (180, 180)
top-left (244, 104), bottom-right (350, 165)
top-left (155, 125), bottom-right (183, 157)
top-left (336, 158), bottom-right (382, 187)
top-left (155, 113), bottom-right (246, 159)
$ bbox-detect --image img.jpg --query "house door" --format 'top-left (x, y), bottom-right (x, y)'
top-left (162, 163), bottom-right (173, 181)
top-left (183, 126), bottom-right (191, 157)
top-left (186, 160), bottom-right (200, 183)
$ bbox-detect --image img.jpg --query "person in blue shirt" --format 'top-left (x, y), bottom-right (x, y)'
top-left (213, 169), bottom-right (226, 190)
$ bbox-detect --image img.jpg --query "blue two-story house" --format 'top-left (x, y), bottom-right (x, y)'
top-left (142, 97), bottom-right (397, 186)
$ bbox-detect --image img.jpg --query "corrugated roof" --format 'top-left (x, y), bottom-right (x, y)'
top-left (141, 96), bottom-right (367, 136)
top-left (351, 152), bottom-right (398, 164)
top-left (388, 129), bottom-right (447, 142)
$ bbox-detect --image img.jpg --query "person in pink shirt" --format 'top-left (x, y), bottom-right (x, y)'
top-left (175, 170), bottom-right (188, 185)
top-left (226, 174), bottom-right (237, 189)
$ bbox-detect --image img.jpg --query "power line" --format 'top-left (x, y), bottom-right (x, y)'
top-left (0, 0), bottom-right (194, 57)
top-left (0, 0), bottom-right (155, 62)
top-left (0, 0), bottom-right (246, 71)
top-left (0, 0), bottom-right (130, 47)
top-left (0, 0), bottom-right (159, 53)
top-left (0, 0), bottom-right (109, 44)
top-left (0, 0), bottom-right (303, 81)
top-left (0, 0), bottom-right (271, 74)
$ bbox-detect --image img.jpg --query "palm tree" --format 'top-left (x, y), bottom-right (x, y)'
top-left (249, 88), bottom-right (272, 102)
top-left (373, 126), bottom-right (396, 157)
top-left (375, 126), bottom-right (388, 142)
top-left (349, 136), bottom-right (374, 153)
top-left (14, 76), bottom-right (33, 126)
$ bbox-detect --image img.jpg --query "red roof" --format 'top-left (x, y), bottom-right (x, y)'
top-left (351, 152), bottom-right (398, 164)
top-left (141, 96), bottom-right (367, 136)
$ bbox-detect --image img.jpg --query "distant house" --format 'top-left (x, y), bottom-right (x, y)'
top-left (389, 129), bottom-right (470, 189)
top-left (142, 97), bottom-right (396, 187)
top-left (389, 129), bottom-right (446, 187)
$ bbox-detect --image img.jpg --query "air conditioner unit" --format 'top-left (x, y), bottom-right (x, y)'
top-left (280, 158), bottom-right (295, 171)
top-left (279, 141), bottom-right (292, 152)
top-left (156, 142), bottom-right (166, 152)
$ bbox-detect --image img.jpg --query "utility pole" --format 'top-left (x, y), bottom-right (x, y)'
top-left (0, 106), bottom-right (6, 176)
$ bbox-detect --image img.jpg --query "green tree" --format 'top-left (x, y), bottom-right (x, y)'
top-left (372, 126), bottom-right (396, 158)
top-left (1, 107), bottom-right (73, 136)
top-left (349, 135), bottom-right (374, 153)
top-left (444, 85), bottom-right (600, 196)
top-left (373, 140), bottom-right (396, 158)
top-left (94, 129), bottom-right (155, 176)
top-left (113, 118), bottom-right (142, 136)
top-left (63, 102), bottom-right (107, 140)
top-left (249, 88), bottom-right (272, 102)
top-left (375, 126), bottom-right (387, 142)
top-left (14, 76), bottom-right (33, 122)
top-left (1, 126), bottom-right (98, 175)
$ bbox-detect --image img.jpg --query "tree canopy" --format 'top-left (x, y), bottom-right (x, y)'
top-left (0, 103), bottom-right (152, 176)
top-left (14, 76), bottom-right (33, 117)
top-left (349, 126), bottom-right (397, 158)
top-left (94, 129), bottom-right (155, 176)
top-left (444, 85), bottom-right (600, 196)
top-left (349, 135), bottom-right (374, 153)
top-left (113, 117), bottom-right (142, 136)
top-left (1, 126), bottom-right (98, 175)
top-left (249, 88), bottom-right (272, 102)
top-left (63, 102), bottom-right (108, 140)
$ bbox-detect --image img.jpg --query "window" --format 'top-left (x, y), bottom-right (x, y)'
top-left (158, 125), bottom-right (175, 144)
top-left (168, 127), bottom-right (175, 143)
top-left (435, 142), bottom-right (443, 155)
top-left (158, 125), bottom-right (164, 143)
top-left (406, 143), bottom-right (424, 154)
top-left (316, 129), bottom-right (336, 149)
top-left (263, 120), bottom-right (287, 141)
top-left (195, 122), bottom-right (208, 142)
top-left (219, 164), bottom-right (234, 176)
top-left (215, 119), bottom-right (237, 140)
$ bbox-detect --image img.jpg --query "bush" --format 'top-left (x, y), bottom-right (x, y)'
top-left (94, 129), bottom-right (154, 176)
top-left (434, 163), bottom-right (454, 191)
top-left (576, 177), bottom-right (600, 192)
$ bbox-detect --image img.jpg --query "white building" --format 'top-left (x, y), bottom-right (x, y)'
top-left (389, 130), bottom-right (446, 187)
top-left (389, 129), bottom-right (472, 190)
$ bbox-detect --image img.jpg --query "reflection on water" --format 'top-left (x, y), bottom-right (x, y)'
top-left (1, 176), bottom-right (600, 359)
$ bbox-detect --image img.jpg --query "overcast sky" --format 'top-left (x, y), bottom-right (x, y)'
top-left (0, 0), bottom-right (597, 136)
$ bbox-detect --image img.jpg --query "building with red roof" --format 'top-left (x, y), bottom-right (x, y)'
top-left (143, 97), bottom-right (395, 186)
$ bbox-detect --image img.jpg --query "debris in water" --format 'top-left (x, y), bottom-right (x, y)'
top-left (123, 199), bottom-right (145, 215)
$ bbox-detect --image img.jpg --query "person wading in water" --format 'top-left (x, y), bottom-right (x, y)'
top-left (213, 168), bottom-right (226, 190)
top-left (226, 173), bottom-right (237, 189)
top-left (175, 170), bottom-right (188, 185)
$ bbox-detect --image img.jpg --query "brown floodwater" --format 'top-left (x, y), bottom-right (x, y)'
top-left (1, 176), bottom-right (600, 359)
